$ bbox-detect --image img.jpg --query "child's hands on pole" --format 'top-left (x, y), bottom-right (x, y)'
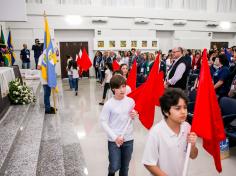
top-left (115, 135), bottom-right (124, 147)
top-left (129, 109), bottom-right (139, 119)
top-left (187, 132), bottom-right (197, 147)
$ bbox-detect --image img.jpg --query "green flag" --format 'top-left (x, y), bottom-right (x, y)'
top-left (0, 26), bottom-right (6, 45)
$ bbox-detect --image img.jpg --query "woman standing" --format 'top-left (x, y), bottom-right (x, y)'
top-left (99, 62), bottom-right (113, 105)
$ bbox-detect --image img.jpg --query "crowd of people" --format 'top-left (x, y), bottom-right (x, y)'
top-left (95, 46), bottom-right (236, 176)
top-left (94, 46), bottom-right (236, 104)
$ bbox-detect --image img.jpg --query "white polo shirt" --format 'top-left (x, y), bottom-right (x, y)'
top-left (37, 54), bottom-right (47, 85)
top-left (142, 119), bottom-right (191, 176)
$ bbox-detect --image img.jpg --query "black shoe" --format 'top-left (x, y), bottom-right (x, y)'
top-left (108, 173), bottom-right (115, 176)
top-left (45, 109), bottom-right (56, 114)
top-left (99, 102), bottom-right (104, 105)
top-left (50, 107), bottom-right (57, 111)
top-left (75, 92), bottom-right (78, 96)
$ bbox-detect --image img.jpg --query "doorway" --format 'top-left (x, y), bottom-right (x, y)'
top-left (59, 41), bottom-right (89, 79)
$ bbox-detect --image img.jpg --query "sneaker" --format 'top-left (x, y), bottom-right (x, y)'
top-left (99, 102), bottom-right (104, 105)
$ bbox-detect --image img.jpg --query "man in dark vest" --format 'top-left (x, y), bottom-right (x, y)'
top-left (165, 47), bottom-right (190, 90)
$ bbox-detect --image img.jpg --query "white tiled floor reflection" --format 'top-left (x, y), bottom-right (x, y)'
top-left (61, 78), bottom-right (236, 176)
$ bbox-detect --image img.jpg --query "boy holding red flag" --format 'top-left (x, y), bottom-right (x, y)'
top-left (142, 88), bottom-right (198, 176)
top-left (100, 74), bottom-right (138, 176)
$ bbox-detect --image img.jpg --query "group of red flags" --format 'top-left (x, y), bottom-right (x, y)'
top-left (76, 48), bottom-right (92, 75)
top-left (78, 48), bottom-right (225, 173)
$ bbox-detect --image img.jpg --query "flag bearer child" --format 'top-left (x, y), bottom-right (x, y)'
top-left (100, 74), bottom-right (138, 176)
top-left (142, 88), bottom-right (198, 176)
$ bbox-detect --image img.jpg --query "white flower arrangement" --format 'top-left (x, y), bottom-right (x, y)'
top-left (8, 79), bottom-right (36, 105)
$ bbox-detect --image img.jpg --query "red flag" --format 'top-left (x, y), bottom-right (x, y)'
top-left (191, 48), bottom-right (225, 173)
top-left (76, 52), bottom-right (83, 76)
top-left (126, 59), bottom-right (137, 91)
top-left (153, 54), bottom-right (164, 106)
top-left (128, 54), bottom-right (161, 129)
top-left (155, 71), bottom-right (164, 106)
top-left (79, 48), bottom-right (92, 71)
top-left (112, 60), bottom-right (120, 71)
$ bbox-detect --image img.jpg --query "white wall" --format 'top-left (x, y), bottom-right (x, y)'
top-left (0, 0), bottom-right (27, 21)
top-left (156, 31), bottom-right (174, 53)
top-left (212, 32), bottom-right (236, 47)
top-left (94, 29), bottom-right (158, 51)
top-left (3, 1), bottom-right (236, 76)
top-left (173, 30), bottom-right (211, 49)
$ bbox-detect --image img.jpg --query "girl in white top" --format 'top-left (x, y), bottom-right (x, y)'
top-left (68, 58), bottom-right (79, 96)
top-left (99, 62), bottom-right (113, 105)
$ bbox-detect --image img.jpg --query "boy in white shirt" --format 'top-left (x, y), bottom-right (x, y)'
top-left (142, 88), bottom-right (198, 176)
top-left (100, 74), bottom-right (138, 176)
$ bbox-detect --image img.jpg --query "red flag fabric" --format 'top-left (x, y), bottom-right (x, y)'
top-left (126, 59), bottom-right (137, 91)
top-left (155, 71), bottom-right (164, 106)
top-left (154, 54), bottom-right (164, 106)
top-left (113, 60), bottom-right (120, 71)
top-left (78, 48), bottom-right (92, 71)
top-left (191, 48), bottom-right (226, 173)
top-left (76, 52), bottom-right (83, 76)
top-left (128, 54), bottom-right (162, 129)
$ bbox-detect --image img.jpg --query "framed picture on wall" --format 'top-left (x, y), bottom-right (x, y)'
top-left (109, 41), bottom-right (115, 48)
top-left (120, 41), bottom-right (126, 47)
top-left (98, 41), bottom-right (104, 48)
top-left (152, 41), bottom-right (157, 48)
top-left (142, 41), bottom-right (147, 47)
top-left (131, 41), bottom-right (137, 48)
top-left (210, 42), bottom-right (229, 50)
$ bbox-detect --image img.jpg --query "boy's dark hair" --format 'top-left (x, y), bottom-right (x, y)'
top-left (110, 74), bottom-right (126, 90)
top-left (212, 56), bottom-right (216, 62)
top-left (159, 88), bottom-right (188, 118)
top-left (218, 54), bottom-right (228, 66)
top-left (113, 70), bottom-right (123, 76)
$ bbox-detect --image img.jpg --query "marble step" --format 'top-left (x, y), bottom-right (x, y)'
top-left (2, 103), bottom-right (45, 176)
top-left (0, 80), bottom-right (41, 175)
top-left (0, 104), bottom-right (31, 174)
top-left (59, 110), bottom-right (87, 176)
top-left (36, 114), bottom-right (65, 176)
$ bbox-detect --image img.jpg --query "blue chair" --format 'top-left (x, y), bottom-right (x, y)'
top-left (186, 90), bottom-right (197, 124)
top-left (219, 97), bottom-right (236, 126)
top-left (219, 97), bottom-right (236, 148)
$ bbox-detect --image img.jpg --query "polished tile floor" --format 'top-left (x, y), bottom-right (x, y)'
top-left (60, 78), bottom-right (236, 176)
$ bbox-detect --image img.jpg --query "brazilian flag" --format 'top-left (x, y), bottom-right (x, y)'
top-left (0, 26), bottom-right (5, 45)
top-left (0, 26), bottom-right (9, 66)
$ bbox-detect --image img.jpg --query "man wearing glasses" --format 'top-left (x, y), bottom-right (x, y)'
top-left (165, 47), bottom-right (190, 91)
